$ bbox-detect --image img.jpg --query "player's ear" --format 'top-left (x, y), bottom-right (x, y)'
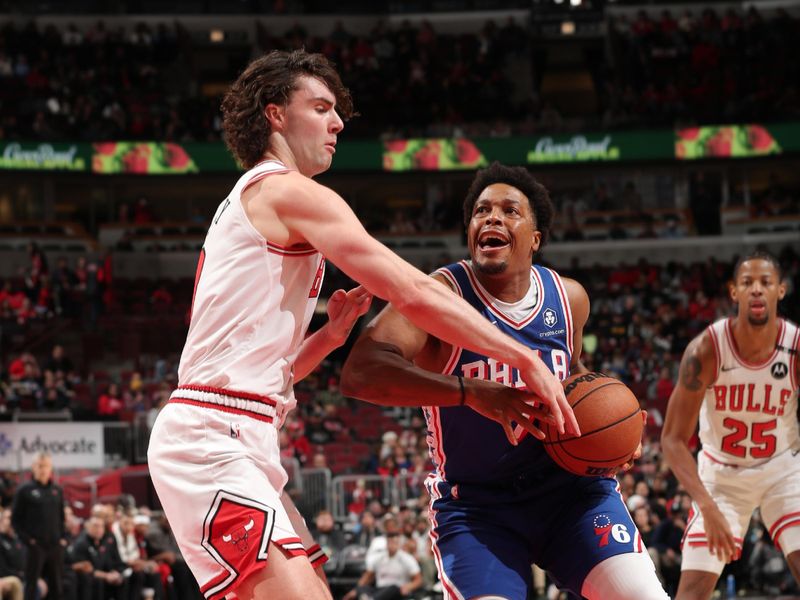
top-left (728, 279), bottom-right (737, 303)
top-left (264, 103), bottom-right (285, 130)
top-left (531, 230), bottom-right (541, 254)
top-left (778, 278), bottom-right (787, 301)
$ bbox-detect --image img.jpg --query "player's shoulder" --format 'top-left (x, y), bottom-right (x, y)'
top-left (430, 261), bottom-right (466, 294)
top-left (783, 317), bottom-right (800, 335)
top-left (557, 274), bottom-right (588, 301)
top-left (684, 324), bottom-right (718, 363)
top-left (430, 270), bottom-right (455, 291)
top-left (254, 169), bottom-right (320, 199)
top-left (546, 270), bottom-right (589, 320)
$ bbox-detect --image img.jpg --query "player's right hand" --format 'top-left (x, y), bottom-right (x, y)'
top-left (462, 377), bottom-right (556, 446)
top-left (701, 501), bottom-right (738, 563)
top-left (519, 355), bottom-right (580, 437)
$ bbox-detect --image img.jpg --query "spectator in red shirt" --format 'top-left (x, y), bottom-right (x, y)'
top-left (97, 383), bottom-right (124, 419)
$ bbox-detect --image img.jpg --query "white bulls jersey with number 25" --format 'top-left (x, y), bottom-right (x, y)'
top-left (178, 160), bottom-right (325, 416)
top-left (700, 318), bottom-right (799, 467)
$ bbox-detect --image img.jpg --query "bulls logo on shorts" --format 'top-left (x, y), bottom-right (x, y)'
top-left (200, 491), bottom-right (275, 598)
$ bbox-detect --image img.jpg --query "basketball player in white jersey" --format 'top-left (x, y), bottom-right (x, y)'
top-left (147, 50), bottom-right (577, 600)
top-left (662, 251), bottom-right (800, 599)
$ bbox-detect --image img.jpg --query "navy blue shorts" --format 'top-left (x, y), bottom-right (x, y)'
top-left (426, 474), bottom-right (645, 599)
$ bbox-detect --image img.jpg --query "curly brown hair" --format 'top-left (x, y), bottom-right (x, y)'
top-left (221, 49), bottom-right (355, 169)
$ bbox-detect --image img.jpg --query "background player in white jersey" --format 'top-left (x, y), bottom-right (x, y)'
top-left (147, 50), bottom-right (578, 600)
top-left (341, 163), bottom-right (667, 600)
top-left (662, 250), bottom-right (800, 600)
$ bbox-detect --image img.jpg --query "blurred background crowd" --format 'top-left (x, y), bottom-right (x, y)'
top-left (0, 0), bottom-right (799, 599)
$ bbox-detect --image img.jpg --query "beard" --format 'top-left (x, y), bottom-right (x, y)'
top-left (747, 312), bottom-right (769, 326)
top-left (473, 258), bottom-right (508, 275)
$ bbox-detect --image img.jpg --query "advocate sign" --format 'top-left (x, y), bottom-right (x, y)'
top-left (0, 423), bottom-right (104, 470)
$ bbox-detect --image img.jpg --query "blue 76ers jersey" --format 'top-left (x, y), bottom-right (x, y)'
top-left (425, 260), bottom-right (574, 485)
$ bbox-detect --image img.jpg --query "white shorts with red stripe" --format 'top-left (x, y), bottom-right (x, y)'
top-left (147, 386), bottom-right (327, 600)
top-left (682, 447), bottom-right (800, 574)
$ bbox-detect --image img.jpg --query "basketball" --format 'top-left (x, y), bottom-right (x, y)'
top-left (542, 372), bottom-right (643, 477)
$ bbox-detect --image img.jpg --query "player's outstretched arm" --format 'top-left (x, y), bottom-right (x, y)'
top-left (264, 173), bottom-right (577, 435)
top-left (661, 331), bottom-right (737, 563)
top-left (341, 278), bottom-right (555, 445)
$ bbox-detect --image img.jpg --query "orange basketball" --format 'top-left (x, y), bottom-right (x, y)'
top-left (542, 372), bottom-right (643, 477)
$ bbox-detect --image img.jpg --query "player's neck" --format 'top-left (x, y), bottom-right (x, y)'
top-left (474, 271), bottom-right (531, 303)
top-left (730, 315), bottom-right (780, 360)
top-left (262, 139), bottom-right (297, 172)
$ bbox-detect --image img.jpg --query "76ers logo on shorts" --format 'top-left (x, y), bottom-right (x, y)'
top-left (543, 308), bottom-right (558, 328)
top-left (200, 491), bottom-right (275, 598)
top-left (593, 514), bottom-right (632, 547)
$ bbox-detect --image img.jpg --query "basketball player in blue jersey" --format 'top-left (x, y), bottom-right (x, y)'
top-left (341, 162), bottom-right (668, 599)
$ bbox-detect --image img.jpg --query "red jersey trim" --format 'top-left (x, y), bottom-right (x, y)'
top-left (725, 318), bottom-right (784, 369)
top-left (769, 511), bottom-right (800, 551)
top-left (169, 398), bottom-right (274, 424)
top-left (200, 571), bottom-right (230, 596)
top-left (707, 326), bottom-right (721, 381)
top-left (789, 324), bottom-right (799, 391)
top-left (426, 479), bottom-right (463, 600)
top-left (177, 385), bottom-right (277, 407)
top-left (428, 406), bottom-right (447, 480)
top-left (306, 543), bottom-right (328, 568)
top-left (266, 241), bottom-right (318, 256)
top-left (460, 260), bottom-right (544, 330)
top-left (546, 267), bottom-right (573, 357)
top-left (702, 450), bottom-right (740, 468)
top-left (435, 267), bottom-right (464, 376)
top-left (240, 163), bottom-right (291, 197)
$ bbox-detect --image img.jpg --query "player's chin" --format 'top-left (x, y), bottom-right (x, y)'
top-left (473, 257), bottom-right (508, 275)
top-left (747, 312), bottom-right (769, 326)
top-left (309, 156), bottom-right (333, 176)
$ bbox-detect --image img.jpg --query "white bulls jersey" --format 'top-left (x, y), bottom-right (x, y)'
top-left (176, 160), bottom-right (325, 417)
top-left (700, 318), bottom-right (799, 468)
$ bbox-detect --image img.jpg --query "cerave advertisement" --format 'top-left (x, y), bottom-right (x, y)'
top-left (0, 423), bottom-right (104, 471)
top-left (2, 122), bottom-right (800, 172)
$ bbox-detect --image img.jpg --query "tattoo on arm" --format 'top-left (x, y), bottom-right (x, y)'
top-left (680, 354), bottom-right (703, 391)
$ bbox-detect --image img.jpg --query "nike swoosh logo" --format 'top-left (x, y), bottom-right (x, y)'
top-left (721, 366), bottom-right (739, 372)
top-left (490, 320), bottom-right (498, 325)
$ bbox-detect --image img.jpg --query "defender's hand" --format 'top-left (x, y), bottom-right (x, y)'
top-left (519, 356), bottom-right (580, 437)
top-left (702, 501), bottom-right (739, 563)
top-left (326, 286), bottom-right (373, 345)
top-left (463, 378), bottom-right (556, 446)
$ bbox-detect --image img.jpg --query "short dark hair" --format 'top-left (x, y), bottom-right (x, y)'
top-left (733, 249), bottom-right (783, 281)
top-left (462, 162), bottom-right (555, 247)
top-left (221, 49), bottom-right (355, 169)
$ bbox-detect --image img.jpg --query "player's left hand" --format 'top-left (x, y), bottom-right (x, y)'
top-left (615, 410), bottom-right (647, 473)
top-left (326, 285), bottom-right (373, 345)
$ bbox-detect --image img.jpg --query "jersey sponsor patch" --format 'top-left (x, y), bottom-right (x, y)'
top-left (543, 307), bottom-right (558, 328)
top-left (771, 362), bottom-right (788, 379)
